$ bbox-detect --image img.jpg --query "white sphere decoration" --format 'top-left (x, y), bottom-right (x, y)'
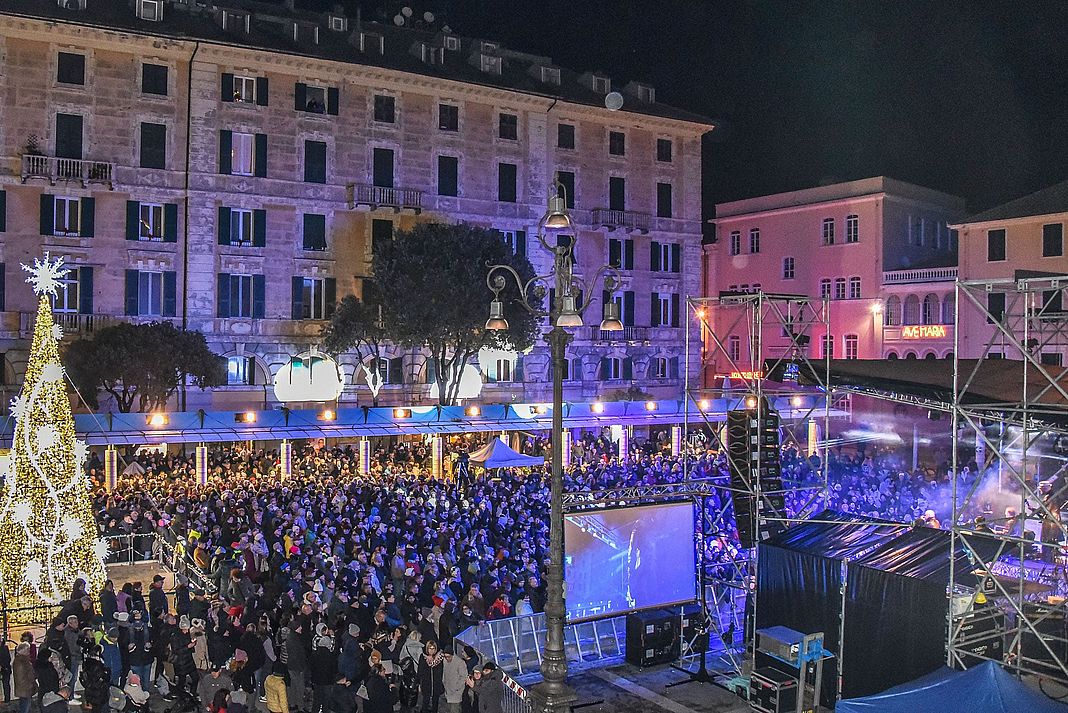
top-left (273, 352), bottom-right (346, 404)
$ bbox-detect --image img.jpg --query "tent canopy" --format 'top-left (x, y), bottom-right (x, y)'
top-left (836, 661), bottom-right (1068, 713)
top-left (468, 439), bottom-right (543, 469)
top-left (764, 510), bottom-right (904, 561)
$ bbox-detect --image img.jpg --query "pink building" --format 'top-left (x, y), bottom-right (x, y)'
top-left (705, 177), bottom-right (966, 373)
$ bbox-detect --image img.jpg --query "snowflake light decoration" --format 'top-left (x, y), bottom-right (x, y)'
top-left (94, 539), bottom-right (110, 562)
top-left (9, 396), bottom-right (28, 421)
top-left (21, 253), bottom-right (69, 298)
top-left (74, 440), bottom-right (89, 466)
top-left (40, 363), bottom-right (64, 383)
top-left (36, 425), bottom-right (59, 451)
top-left (52, 324), bottom-right (64, 341)
top-left (12, 501), bottom-right (31, 525)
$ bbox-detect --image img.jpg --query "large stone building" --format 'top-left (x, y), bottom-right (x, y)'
top-left (705, 177), bottom-right (966, 374)
top-left (0, 0), bottom-right (712, 411)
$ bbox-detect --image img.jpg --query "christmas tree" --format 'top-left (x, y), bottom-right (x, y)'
top-left (0, 254), bottom-right (107, 620)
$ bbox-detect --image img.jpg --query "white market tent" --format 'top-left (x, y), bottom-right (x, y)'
top-left (468, 439), bottom-right (544, 469)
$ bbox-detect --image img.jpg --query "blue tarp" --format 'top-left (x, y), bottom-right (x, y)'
top-left (836, 661), bottom-right (1068, 712)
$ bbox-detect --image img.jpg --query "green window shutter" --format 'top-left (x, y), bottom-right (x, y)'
top-left (217, 206), bottom-right (232, 245)
top-left (79, 197), bottom-right (95, 237)
top-left (256, 76), bottom-right (269, 106)
top-left (40, 194), bottom-right (55, 236)
top-left (325, 278), bottom-right (337, 318)
top-left (126, 201), bottom-right (141, 240)
top-left (78, 266), bottom-right (93, 314)
top-left (294, 82), bottom-right (307, 111)
top-left (164, 203), bottom-right (179, 243)
top-left (291, 276), bottom-right (304, 319)
top-left (254, 134), bottom-right (268, 177)
top-left (252, 275), bottom-right (265, 318)
top-left (162, 271), bottom-right (177, 317)
top-left (219, 130), bottom-right (232, 174)
top-left (221, 73), bottom-right (234, 102)
top-left (327, 87), bottom-right (339, 116)
top-left (124, 270), bottom-right (139, 316)
top-left (217, 273), bottom-right (231, 318)
top-left (252, 209), bottom-right (267, 247)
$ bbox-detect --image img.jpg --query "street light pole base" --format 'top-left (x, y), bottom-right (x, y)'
top-left (528, 681), bottom-right (579, 713)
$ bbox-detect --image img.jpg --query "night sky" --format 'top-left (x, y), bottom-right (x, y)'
top-left (341, 1), bottom-right (1068, 216)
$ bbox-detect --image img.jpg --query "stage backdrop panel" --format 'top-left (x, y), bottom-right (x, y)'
top-left (564, 501), bottom-right (696, 622)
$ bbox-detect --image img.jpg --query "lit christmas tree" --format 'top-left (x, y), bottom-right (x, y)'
top-left (0, 254), bottom-right (106, 619)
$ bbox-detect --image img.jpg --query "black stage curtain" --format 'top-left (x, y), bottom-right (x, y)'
top-left (756, 544), bottom-right (841, 707)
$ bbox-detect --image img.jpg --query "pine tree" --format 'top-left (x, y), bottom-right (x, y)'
top-left (0, 254), bottom-right (106, 620)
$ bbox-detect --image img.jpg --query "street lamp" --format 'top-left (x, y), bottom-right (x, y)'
top-left (485, 181), bottom-right (621, 713)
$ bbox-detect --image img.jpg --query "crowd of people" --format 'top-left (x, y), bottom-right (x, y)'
top-left (2, 431), bottom-right (1040, 713)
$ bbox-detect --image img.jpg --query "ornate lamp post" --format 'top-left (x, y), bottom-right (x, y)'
top-left (485, 183), bottom-right (622, 713)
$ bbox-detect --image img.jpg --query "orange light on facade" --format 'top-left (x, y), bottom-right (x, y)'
top-left (318, 409), bottom-right (336, 421)
top-left (591, 402), bottom-right (605, 414)
top-left (698, 399), bottom-right (711, 411)
top-left (901, 325), bottom-right (947, 339)
top-left (393, 408), bottom-right (412, 419)
top-left (236, 411), bottom-right (256, 423)
top-left (147, 413), bottom-right (168, 427)
top-left (745, 395), bottom-right (758, 409)
top-left (645, 401), bottom-right (658, 411)
top-left (466, 406), bottom-right (481, 417)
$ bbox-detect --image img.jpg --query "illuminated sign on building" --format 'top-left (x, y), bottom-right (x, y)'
top-left (724, 370), bottom-right (765, 380)
top-left (901, 325), bottom-right (948, 339)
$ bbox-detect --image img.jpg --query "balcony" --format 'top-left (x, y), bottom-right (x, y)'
top-left (21, 154), bottom-right (114, 188)
top-left (349, 184), bottom-right (422, 213)
top-left (883, 267), bottom-right (958, 284)
top-left (587, 325), bottom-right (650, 343)
top-left (21, 312), bottom-right (117, 339)
top-left (591, 208), bottom-right (651, 233)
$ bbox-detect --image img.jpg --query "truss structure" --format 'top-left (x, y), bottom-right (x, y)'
top-left (949, 277), bottom-right (1068, 684)
top-left (680, 293), bottom-right (834, 680)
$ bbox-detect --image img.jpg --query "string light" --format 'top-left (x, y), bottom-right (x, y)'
top-left (0, 257), bottom-right (106, 622)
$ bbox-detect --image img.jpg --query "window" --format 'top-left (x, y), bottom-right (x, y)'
top-left (592, 75), bottom-right (610, 93)
top-left (137, 0), bottom-right (163, 21)
top-left (304, 140), bottom-right (327, 183)
top-left (608, 131), bottom-right (625, 156)
top-left (221, 10), bottom-right (249, 33)
top-left (437, 155), bottom-right (458, 197)
top-left (138, 271), bottom-right (163, 316)
top-left (53, 197), bottom-right (81, 236)
top-left (487, 359), bottom-right (512, 383)
top-left (844, 335), bottom-right (859, 360)
top-left (987, 229), bottom-right (1006, 261)
top-left (540, 66), bottom-right (560, 84)
top-left (822, 218), bottom-right (835, 246)
top-left (987, 292), bottom-right (1005, 324)
top-left (563, 356), bottom-right (583, 381)
top-left (848, 277), bottom-right (861, 299)
top-left (609, 176), bottom-right (626, 211)
top-left (821, 335), bottom-right (834, 359)
top-left (232, 75), bottom-right (257, 103)
top-left (845, 214), bottom-right (859, 243)
top-left (656, 183), bottom-right (673, 219)
top-left (373, 94), bottom-right (395, 123)
top-left (57, 52), bottom-right (85, 85)
top-left (293, 277), bottom-right (335, 320)
top-left (651, 292), bottom-right (680, 327)
top-left (903, 294), bottom-right (921, 325)
top-left (480, 54), bottom-right (502, 74)
top-left (52, 272), bottom-right (80, 313)
top-left (55, 113), bottom-right (83, 159)
top-left (444, 35), bottom-right (460, 51)
top-left (498, 163), bottom-right (517, 202)
top-left (650, 241), bottom-right (681, 273)
top-left (438, 104), bottom-right (458, 131)
top-left (749, 228), bottom-right (760, 253)
top-left (142, 63), bottom-right (168, 95)
top-left (558, 123), bottom-right (575, 149)
top-left (227, 356), bottom-right (254, 386)
top-left (140, 122), bottom-right (166, 169)
top-left (229, 209), bottom-right (254, 246)
top-left (729, 231), bottom-right (741, 256)
top-left (1043, 223), bottom-right (1063, 257)
top-left (921, 294), bottom-right (939, 325)
top-left (605, 290), bottom-right (635, 326)
top-left (498, 113), bottom-right (518, 140)
top-left (782, 257), bottom-right (795, 280)
top-left (139, 203), bottom-right (163, 240)
top-left (727, 335), bottom-right (741, 362)
top-left (230, 132), bottom-right (255, 176)
top-left (221, 274), bottom-right (255, 318)
top-left (555, 171), bottom-right (576, 209)
top-left (303, 214), bottom-right (326, 251)
top-left (834, 278), bottom-right (846, 300)
top-left (300, 84), bottom-right (327, 114)
top-left (329, 16), bottom-right (348, 32)
top-left (372, 147), bottom-right (394, 188)
top-left (656, 138), bottom-right (673, 162)
top-left (819, 278), bottom-right (831, 299)
top-left (609, 238), bottom-right (634, 270)
top-left (371, 219), bottom-right (393, 254)
top-left (885, 295), bottom-right (901, 326)
top-left (495, 229), bottom-right (527, 257)
top-left (941, 293), bottom-right (955, 324)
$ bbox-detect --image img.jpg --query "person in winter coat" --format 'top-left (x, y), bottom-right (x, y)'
top-left (99, 581), bottom-right (119, 624)
top-left (209, 688), bottom-right (231, 713)
top-left (473, 663), bottom-right (503, 713)
top-left (34, 650), bottom-right (61, 707)
top-left (126, 616), bottom-right (153, 689)
top-left (416, 640), bottom-right (444, 713)
top-left (40, 686), bottom-right (71, 713)
top-left (197, 667), bottom-right (233, 713)
top-left (263, 666), bottom-right (288, 713)
top-left (280, 621), bottom-right (308, 713)
top-left (1, 635), bottom-right (13, 702)
top-left (362, 664), bottom-right (395, 713)
top-left (335, 625), bottom-right (363, 684)
top-left (97, 627), bottom-right (123, 687)
top-left (440, 645), bottom-right (468, 713)
top-left (308, 625), bottom-right (337, 713)
top-left (170, 617), bottom-right (199, 701)
top-left (14, 643), bottom-right (37, 713)
top-left (79, 648), bottom-right (112, 713)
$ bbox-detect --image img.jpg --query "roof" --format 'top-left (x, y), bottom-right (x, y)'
top-left (715, 176), bottom-right (966, 219)
top-left (0, 0), bottom-right (715, 129)
top-left (957, 178), bottom-right (1068, 225)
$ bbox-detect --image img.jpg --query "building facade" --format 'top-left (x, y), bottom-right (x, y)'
top-left (704, 177), bottom-right (966, 375)
top-left (0, 1), bottom-right (712, 412)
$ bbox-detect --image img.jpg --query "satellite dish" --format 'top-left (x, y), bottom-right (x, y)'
top-left (442, 24), bottom-right (452, 33)
top-left (401, 6), bottom-right (413, 17)
top-left (393, 13), bottom-right (404, 25)
top-left (605, 91), bottom-right (624, 111)
top-left (424, 11), bottom-right (435, 22)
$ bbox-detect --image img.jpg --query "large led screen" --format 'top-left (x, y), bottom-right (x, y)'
top-left (564, 501), bottom-right (697, 622)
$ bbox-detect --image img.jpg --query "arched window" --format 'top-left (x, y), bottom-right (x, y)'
top-left (941, 293), bottom-right (955, 325)
top-left (903, 295), bottom-right (921, 325)
top-left (227, 355), bottom-right (262, 385)
top-left (922, 294), bottom-right (939, 325)
top-left (905, 351), bottom-right (918, 360)
top-left (886, 351), bottom-right (899, 360)
top-left (885, 296), bottom-right (901, 326)
top-left (924, 352), bottom-right (937, 360)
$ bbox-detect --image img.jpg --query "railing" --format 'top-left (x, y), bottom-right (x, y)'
top-left (21, 154), bottom-right (114, 188)
top-left (22, 312), bottom-right (117, 338)
top-left (349, 183), bottom-right (423, 212)
top-left (591, 207), bottom-right (651, 232)
top-left (99, 533), bottom-right (160, 566)
top-left (587, 325), bottom-right (650, 343)
top-left (883, 267), bottom-right (959, 284)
